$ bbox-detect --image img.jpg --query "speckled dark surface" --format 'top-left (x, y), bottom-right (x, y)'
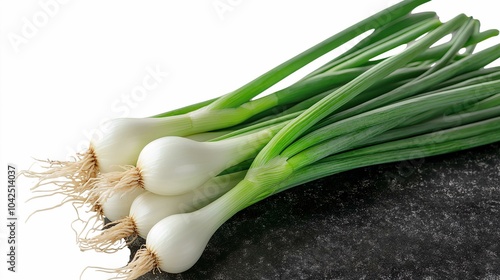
top-left (130, 143), bottom-right (500, 280)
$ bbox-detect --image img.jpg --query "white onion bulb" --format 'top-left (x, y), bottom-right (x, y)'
top-left (92, 116), bottom-right (192, 173)
top-left (137, 130), bottom-right (271, 195)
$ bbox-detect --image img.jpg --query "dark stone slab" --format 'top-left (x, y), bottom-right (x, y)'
top-left (129, 143), bottom-right (500, 280)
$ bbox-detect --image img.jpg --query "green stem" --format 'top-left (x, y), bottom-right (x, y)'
top-left (309, 17), bottom-right (439, 76)
top-left (252, 14), bottom-right (467, 167)
top-left (220, 102), bottom-right (500, 185)
top-left (329, 12), bottom-right (438, 63)
top-left (331, 116), bottom-right (500, 160)
top-left (283, 80), bottom-right (500, 159)
top-left (320, 42), bottom-right (500, 125)
top-left (302, 13), bottom-right (437, 80)
top-left (149, 97), bottom-right (218, 118)
top-left (207, 0), bottom-right (431, 110)
top-left (236, 66), bottom-right (374, 119)
top-left (210, 111), bottom-right (299, 141)
top-left (213, 65), bottom-right (432, 142)
top-left (363, 104), bottom-right (500, 146)
top-left (464, 94), bottom-right (500, 112)
top-left (418, 17), bottom-right (475, 76)
top-left (287, 120), bottom-right (408, 169)
top-left (429, 67), bottom-right (500, 91)
top-left (274, 126), bottom-right (500, 195)
top-left (268, 65), bottom-right (430, 122)
top-left (412, 28), bottom-right (499, 62)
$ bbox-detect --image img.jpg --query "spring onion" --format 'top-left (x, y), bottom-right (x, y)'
top-left (25, 0), bottom-right (428, 203)
top-left (91, 128), bottom-right (279, 199)
top-left (103, 10), bottom-right (500, 277)
top-left (118, 117), bottom-right (500, 275)
top-left (79, 171), bottom-right (246, 252)
top-left (23, 0), bottom-right (500, 279)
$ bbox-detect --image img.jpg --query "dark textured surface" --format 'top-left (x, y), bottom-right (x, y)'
top-left (130, 143), bottom-right (500, 280)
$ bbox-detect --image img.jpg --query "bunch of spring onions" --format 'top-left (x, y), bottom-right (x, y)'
top-left (23, 0), bottom-right (500, 279)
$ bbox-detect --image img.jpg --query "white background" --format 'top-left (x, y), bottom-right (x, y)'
top-left (0, 1), bottom-right (498, 279)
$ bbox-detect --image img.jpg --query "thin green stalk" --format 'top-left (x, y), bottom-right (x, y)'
top-left (207, 0), bottom-right (430, 110)
top-left (216, 65), bottom-right (433, 141)
top-left (412, 70), bottom-right (500, 100)
top-left (280, 78), bottom-right (411, 119)
top-left (257, 65), bottom-right (373, 108)
top-left (210, 112), bottom-right (296, 141)
top-left (305, 16), bottom-right (438, 79)
top-left (363, 104), bottom-right (500, 146)
top-left (429, 67), bottom-right (500, 91)
top-left (457, 19), bottom-right (481, 57)
top-left (252, 14), bottom-right (467, 167)
top-left (413, 28), bottom-right (499, 62)
top-left (283, 80), bottom-right (500, 160)
top-left (331, 12), bottom-right (438, 62)
top-left (331, 116), bottom-right (500, 160)
top-left (308, 17), bottom-right (440, 76)
top-left (213, 78), bottom-right (414, 142)
top-left (219, 97), bottom-right (500, 178)
top-left (319, 42), bottom-right (500, 125)
top-left (151, 22), bottom-right (496, 120)
top-left (463, 94), bottom-right (500, 112)
top-left (287, 119), bottom-right (410, 169)
top-left (275, 126), bottom-right (500, 195)
top-left (380, 85), bottom-right (499, 129)
top-left (271, 65), bottom-right (431, 120)
top-left (418, 17), bottom-right (475, 76)
top-left (190, 66), bottom-right (375, 132)
top-left (460, 19), bottom-right (480, 56)
top-left (339, 80), bottom-right (418, 111)
top-left (149, 97), bottom-right (218, 118)
top-left (229, 65), bottom-right (376, 127)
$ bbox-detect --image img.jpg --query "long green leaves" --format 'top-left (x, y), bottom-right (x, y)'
top-left (276, 119), bottom-right (500, 195)
top-left (285, 80), bottom-right (500, 168)
top-left (252, 14), bottom-right (468, 167)
top-left (207, 0), bottom-right (431, 110)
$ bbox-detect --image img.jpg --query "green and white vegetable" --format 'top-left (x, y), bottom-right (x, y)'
top-left (122, 117), bottom-right (500, 275)
top-left (108, 7), bottom-right (500, 278)
top-left (24, 0), bottom-right (500, 279)
top-left (25, 0), bottom-right (424, 197)
top-left (79, 171), bottom-right (246, 252)
top-left (91, 128), bottom-right (278, 199)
